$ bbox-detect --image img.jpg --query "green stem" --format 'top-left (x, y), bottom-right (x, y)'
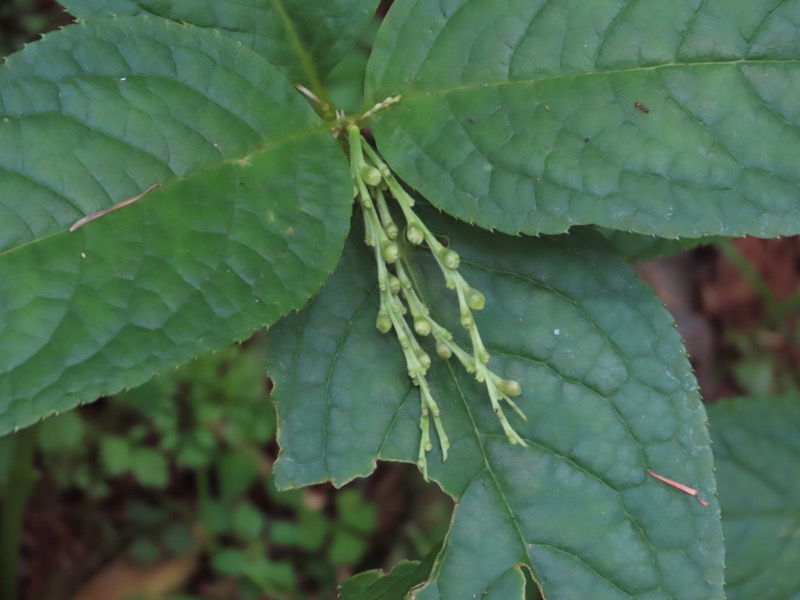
top-left (271, 0), bottom-right (335, 118)
top-left (0, 424), bottom-right (39, 600)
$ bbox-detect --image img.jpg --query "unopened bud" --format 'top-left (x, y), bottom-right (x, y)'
top-left (388, 275), bottom-right (401, 295)
top-left (416, 350), bottom-right (431, 371)
top-left (414, 317), bottom-right (432, 336)
top-left (436, 340), bottom-right (452, 359)
top-left (466, 288), bottom-right (485, 310)
top-left (381, 240), bottom-right (399, 263)
top-left (498, 379), bottom-right (522, 397)
top-left (406, 223), bottom-right (425, 245)
top-left (384, 220), bottom-right (399, 239)
top-left (360, 165), bottom-right (382, 186)
top-left (376, 313), bottom-right (392, 333)
top-left (439, 248), bottom-right (460, 269)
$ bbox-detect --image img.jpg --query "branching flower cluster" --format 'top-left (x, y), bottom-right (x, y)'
top-left (347, 125), bottom-right (526, 479)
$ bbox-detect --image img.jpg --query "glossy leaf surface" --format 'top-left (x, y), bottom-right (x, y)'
top-left (267, 215), bottom-right (724, 599)
top-left (366, 0), bottom-right (800, 237)
top-left (0, 18), bottom-right (352, 435)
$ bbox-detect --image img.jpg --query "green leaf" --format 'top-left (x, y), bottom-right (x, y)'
top-left (267, 215), bottom-right (724, 598)
top-left (231, 501), bottom-right (266, 541)
top-left (128, 538), bottom-right (161, 563)
top-left (130, 446), bottom-right (169, 488)
top-left (100, 436), bottom-right (132, 475)
top-left (595, 228), bottom-right (721, 262)
top-left (336, 489), bottom-right (377, 535)
top-left (160, 522), bottom-right (196, 556)
top-left (366, 0), bottom-right (800, 238)
top-left (0, 18), bottom-right (352, 436)
top-left (37, 411), bottom-right (86, 452)
top-left (217, 450), bottom-right (260, 502)
top-left (270, 513), bottom-right (329, 552)
top-left (338, 546), bottom-right (439, 600)
top-left (59, 0), bottom-right (380, 95)
top-left (329, 528), bottom-right (368, 566)
top-left (708, 395), bottom-right (800, 600)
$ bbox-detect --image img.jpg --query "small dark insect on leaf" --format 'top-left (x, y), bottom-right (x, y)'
top-left (634, 101), bottom-right (650, 113)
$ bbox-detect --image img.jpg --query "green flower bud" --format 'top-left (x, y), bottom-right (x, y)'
top-left (436, 340), bottom-right (452, 359)
top-left (381, 240), bottom-right (399, 263)
top-left (360, 164), bottom-right (382, 186)
top-left (406, 223), bottom-right (425, 245)
top-left (384, 220), bottom-right (399, 239)
top-left (416, 349), bottom-right (431, 371)
top-left (498, 379), bottom-right (522, 397)
top-left (414, 317), bottom-right (432, 336)
top-left (376, 313), bottom-right (392, 333)
top-left (388, 275), bottom-right (401, 295)
top-left (466, 288), bottom-right (486, 310)
top-left (439, 248), bottom-right (460, 269)
top-left (460, 311), bottom-right (473, 328)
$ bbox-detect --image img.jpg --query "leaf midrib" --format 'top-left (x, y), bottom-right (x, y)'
top-left (270, 0), bottom-right (328, 103)
top-left (432, 364), bottom-right (645, 599)
top-left (372, 59), bottom-right (800, 101)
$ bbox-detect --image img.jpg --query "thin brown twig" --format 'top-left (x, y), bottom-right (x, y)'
top-left (647, 470), bottom-right (708, 507)
top-left (69, 183), bottom-right (161, 232)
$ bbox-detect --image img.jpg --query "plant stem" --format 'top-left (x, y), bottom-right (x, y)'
top-left (0, 424), bottom-right (39, 600)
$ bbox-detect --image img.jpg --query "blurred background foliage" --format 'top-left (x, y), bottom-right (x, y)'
top-left (0, 335), bottom-right (452, 600)
top-left (0, 0), bottom-right (71, 56)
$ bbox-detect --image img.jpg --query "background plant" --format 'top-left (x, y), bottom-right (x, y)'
top-left (0, 340), bottom-right (413, 599)
top-left (2, 0), bottom-right (800, 598)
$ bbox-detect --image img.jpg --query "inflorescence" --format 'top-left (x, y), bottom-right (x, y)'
top-left (348, 125), bottom-right (526, 479)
